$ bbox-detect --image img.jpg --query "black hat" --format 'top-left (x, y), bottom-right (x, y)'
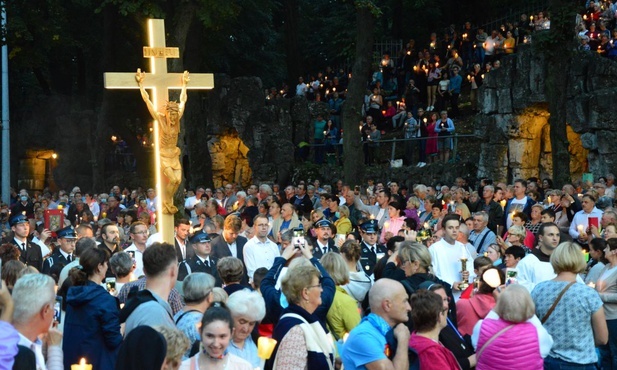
top-left (361, 219), bottom-right (379, 234)
top-left (9, 214), bottom-right (28, 227)
top-left (57, 226), bottom-right (77, 239)
top-left (189, 230), bottom-right (211, 244)
top-left (314, 219), bottom-right (334, 229)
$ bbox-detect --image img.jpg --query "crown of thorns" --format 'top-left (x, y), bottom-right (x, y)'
top-left (165, 101), bottom-right (179, 112)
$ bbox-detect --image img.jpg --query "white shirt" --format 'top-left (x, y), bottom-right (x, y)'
top-left (184, 196), bottom-right (201, 217)
top-left (243, 236), bottom-right (280, 281)
top-left (18, 332), bottom-right (63, 370)
top-left (227, 240), bottom-right (238, 258)
top-left (516, 252), bottom-right (555, 292)
top-left (124, 243), bottom-right (146, 278)
top-left (429, 238), bottom-right (475, 299)
top-left (569, 207), bottom-right (604, 240)
top-left (176, 236), bottom-right (187, 260)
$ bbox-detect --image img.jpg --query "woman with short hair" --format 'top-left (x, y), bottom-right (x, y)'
top-left (339, 240), bottom-right (371, 304)
top-left (334, 205), bottom-right (352, 236)
top-left (531, 242), bottom-right (608, 368)
top-left (266, 264), bottom-right (335, 370)
top-left (409, 290), bottom-right (460, 370)
top-left (471, 284), bottom-right (552, 369)
top-left (174, 272), bottom-right (215, 359)
top-left (217, 257), bottom-right (246, 296)
top-left (227, 290), bottom-right (266, 368)
top-left (108, 252), bottom-right (135, 294)
top-left (320, 252), bottom-right (361, 339)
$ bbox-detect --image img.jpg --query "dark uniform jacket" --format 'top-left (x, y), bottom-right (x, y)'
top-left (11, 238), bottom-right (43, 272)
top-left (177, 255), bottom-right (221, 286)
top-left (42, 248), bottom-right (73, 282)
top-left (359, 240), bottom-right (388, 276)
top-left (311, 239), bottom-right (339, 260)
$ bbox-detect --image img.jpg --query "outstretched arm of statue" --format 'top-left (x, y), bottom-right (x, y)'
top-left (135, 68), bottom-right (158, 120)
top-left (178, 70), bottom-right (189, 118)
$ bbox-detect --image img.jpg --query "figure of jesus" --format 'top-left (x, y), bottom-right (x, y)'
top-left (135, 68), bottom-right (189, 214)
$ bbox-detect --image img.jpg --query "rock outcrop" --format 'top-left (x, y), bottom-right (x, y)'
top-left (474, 46), bottom-right (617, 182)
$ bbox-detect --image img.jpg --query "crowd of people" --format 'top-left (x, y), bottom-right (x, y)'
top-left (578, 0), bottom-right (617, 58)
top-left (2, 172), bottom-right (617, 369)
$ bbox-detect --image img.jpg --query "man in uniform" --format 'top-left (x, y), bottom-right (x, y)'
top-left (177, 230), bottom-right (221, 285)
top-left (9, 214), bottom-right (43, 271)
top-left (311, 219), bottom-right (339, 259)
top-left (359, 219), bottom-right (388, 277)
top-left (42, 226), bottom-right (77, 282)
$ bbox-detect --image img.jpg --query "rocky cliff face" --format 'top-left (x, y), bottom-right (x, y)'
top-left (475, 46), bottom-right (617, 182)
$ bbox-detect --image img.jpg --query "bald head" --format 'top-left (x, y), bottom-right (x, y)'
top-left (369, 278), bottom-right (405, 314)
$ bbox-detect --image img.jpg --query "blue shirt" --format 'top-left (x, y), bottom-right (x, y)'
top-left (449, 74), bottom-right (462, 94)
top-left (342, 314), bottom-right (389, 369)
top-left (228, 336), bottom-right (260, 368)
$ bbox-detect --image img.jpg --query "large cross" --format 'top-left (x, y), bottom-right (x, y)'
top-left (104, 19), bottom-right (214, 244)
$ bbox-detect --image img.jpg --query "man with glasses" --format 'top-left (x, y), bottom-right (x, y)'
top-left (124, 221), bottom-right (149, 278)
top-left (42, 226), bottom-right (77, 282)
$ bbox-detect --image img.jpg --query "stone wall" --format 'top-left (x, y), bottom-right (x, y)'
top-left (475, 46), bottom-right (617, 182)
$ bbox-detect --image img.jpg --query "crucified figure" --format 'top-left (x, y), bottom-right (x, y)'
top-left (135, 68), bottom-right (189, 214)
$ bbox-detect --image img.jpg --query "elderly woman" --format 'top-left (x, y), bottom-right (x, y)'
top-left (531, 242), bottom-right (608, 369)
top-left (383, 242), bottom-right (457, 317)
top-left (456, 267), bottom-right (504, 336)
top-left (174, 273), bottom-right (215, 359)
top-left (497, 224), bottom-right (531, 253)
top-left (409, 290), bottom-right (461, 370)
top-left (320, 252), bottom-right (361, 339)
top-left (471, 284), bottom-right (553, 369)
top-left (339, 240), bottom-right (372, 304)
top-left (334, 205), bottom-right (352, 236)
top-left (380, 201), bottom-right (407, 244)
top-left (227, 290), bottom-right (266, 368)
top-left (266, 264), bottom-right (335, 370)
top-left (594, 238), bottom-right (617, 368)
top-left (108, 252), bottom-right (135, 294)
top-left (217, 257), bottom-right (247, 296)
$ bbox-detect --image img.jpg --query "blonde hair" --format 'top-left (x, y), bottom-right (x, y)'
top-left (493, 284), bottom-right (535, 322)
top-left (281, 264), bottom-right (320, 305)
top-left (398, 241), bottom-right (432, 273)
top-left (154, 326), bottom-right (190, 369)
top-left (507, 225), bottom-right (526, 240)
top-left (320, 252), bottom-right (349, 285)
top-left (338, 205), bottom-right (350, 218)
top-left (551, 241), bottom-right (587, 274)
top-left (407, 196), bottom-right (421, 209)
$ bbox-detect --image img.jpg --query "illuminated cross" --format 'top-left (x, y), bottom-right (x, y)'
top-left (104, 19), bottom-right (214, 244)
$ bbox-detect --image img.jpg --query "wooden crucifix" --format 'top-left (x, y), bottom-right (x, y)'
top-left (104, 19), bottom-right (214, 244)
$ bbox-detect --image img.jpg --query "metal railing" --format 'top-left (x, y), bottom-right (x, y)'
top-left (305, 133), bottom-right (481, 167)
top-left (480, 0), bottom-right (549, 32)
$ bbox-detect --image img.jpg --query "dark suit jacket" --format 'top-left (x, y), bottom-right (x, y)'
top-left (359, 240), bottom-right (388, 276)
top-left (174, 238), bottom-right (194, 263)
top-left (11, 238), bottom-right (43, 272)
top-left (210, 234), bottom-right (248, 285)
top-left (311, 239), bottom-right (339, 260)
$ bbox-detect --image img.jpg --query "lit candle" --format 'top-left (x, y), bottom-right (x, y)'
top-left (257, 337), bottom-right (278, 360)
top-left (384, 221), bottom-right (390, 229)
top-left (577, 224), bottom-right (584, 234)
top-left (71, 358), bottom-right (92, 370)
top-left (370, 214), bottom-right (375, 220)
top-left (499, 200), bottom-right (506, 208)
top-left (547, 196), bottom-right (552, 203)
top-left (332, 87), bottom-right (336, 92)
top-left (423, 222), bottom-right (429, 230)
top-left (530, 15), bottom-right (534, 21)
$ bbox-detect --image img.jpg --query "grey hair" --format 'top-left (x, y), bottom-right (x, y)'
top-left (483, 185), bottom-right (495, 192)
top-left (473, 211), bottom-right (489, 223)
top-left (109, 252), bottom-right (133, 278)
top-left (227, 289), bottom-right (266, 322)
top-left (182, 272), bottom-right (215, 304)
top-left (280, 229), bottom-right (293, 243)
top-left (414, 184), bottom-right (427, 194)
top-left (259, 184), bottom-right (273, 195)
top-left (236, 191), bottom-right (247, 199)
top-left (12, 273), bottom-right (55, 325)
top-left (459, 223), bottom-right (470, 237)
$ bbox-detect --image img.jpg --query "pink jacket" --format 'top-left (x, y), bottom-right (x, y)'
top-left (456, 293), bottom-right (495, 336)
top-left (379, 216), bottom-right (406, 244)
top-left (476, 318), bottom-right (543, 370)
top-left (409, 332), bottom-right (461, 370)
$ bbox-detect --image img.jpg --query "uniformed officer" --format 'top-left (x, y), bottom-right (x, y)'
top-left (9, 214), bottom-right (43, 271)
top-left (42, 226), bottom-right (77, 282)
top-left (311, 219), bottom-right (339, 259)
top-left (359, 219), bottom-right (388, 277)
top-left (178, 230), bottom-right (221, 285)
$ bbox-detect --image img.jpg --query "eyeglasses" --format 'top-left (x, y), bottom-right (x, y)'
top-left (133, 231), bottom-right (149, 236)
top-left (307, 283), bottom-right (322, 290)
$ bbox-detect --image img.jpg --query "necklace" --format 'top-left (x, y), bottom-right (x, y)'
top-left (198, 352), bottom-right (230, 370)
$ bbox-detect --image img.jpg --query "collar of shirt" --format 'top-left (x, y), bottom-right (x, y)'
top-left (18, 333), bottom-right (46, 370)
top-left (317, 240), bottom-right (329, 250)
top-left (13, 237), bottom-right (27, 247)
top-left (59, 248), bottom-right (70, 259)
top-left (196, 255), bottom-right (210, 265)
